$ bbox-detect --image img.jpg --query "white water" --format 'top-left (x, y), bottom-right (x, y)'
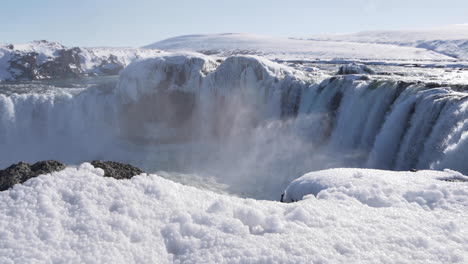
top-left (1, 54), bottom-right (467, 199)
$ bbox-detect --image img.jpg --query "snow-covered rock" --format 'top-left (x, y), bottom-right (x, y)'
top-left (336, 63), bottom-right (375, 75)
top-left (116, 53), bottom-right (312, 147)
top-left (0, 164), bottom-right (467, 263)
top-left (0, 40), bottom-right (162, 82)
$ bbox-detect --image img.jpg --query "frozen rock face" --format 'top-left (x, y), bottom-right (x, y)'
top-left (0, 40), bottom-right (162, 82)
top-left (336, 63), bottom-right (375, 75)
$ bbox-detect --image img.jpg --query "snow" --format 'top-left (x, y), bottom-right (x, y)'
top-left (309, 24), bottom-right (468, 60)
top-left (13, 40), bottom-right (66, 64)
top-left (0, 164), bottom-right (466, 263)
top-left (145, 33), bottom-right (457, 65)
top-left (117, 52), bottom-right (311, 101)
top-left (79, 46), bottom-right (163, 74)
top-left (283, 168), bottom-right (468, 206)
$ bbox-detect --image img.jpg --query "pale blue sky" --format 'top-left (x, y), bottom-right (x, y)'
top-left (2, 0), bottom-right (467, 47)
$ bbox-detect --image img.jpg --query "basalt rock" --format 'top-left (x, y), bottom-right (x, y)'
top-left (38, 47), bottom-right (84, 78)
top-left (91, 160), bottom-right (145, 179)
top-left (0, 160), bottom-right (146, 191)
top-left (98, 54), bottom-right (125, 75)
top-left (0, 160), bottom-right (66, 191)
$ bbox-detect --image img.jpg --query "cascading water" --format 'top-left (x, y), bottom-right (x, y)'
top-left (1, 53), bottom-right (467, 199)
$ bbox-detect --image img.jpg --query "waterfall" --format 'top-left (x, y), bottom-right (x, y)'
top-left (1, 53), bottom-right (467, 198)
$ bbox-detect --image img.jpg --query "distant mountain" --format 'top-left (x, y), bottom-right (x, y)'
top-left (307, 24), bottom-right (468, 60)
top-left (0, 40), bottom-right (161, 82)
top-left (144, 33), bottom-right (457, 64)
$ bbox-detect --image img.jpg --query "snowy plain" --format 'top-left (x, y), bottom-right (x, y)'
top-left (308, 24), bottom-right (468, 60)
top-left (145, 31), bottom-right (464, 67)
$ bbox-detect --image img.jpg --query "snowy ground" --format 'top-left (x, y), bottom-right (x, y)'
top-left (308, 24), bottom-right (468, 60)
top-left (145, 31), bottom-right (466, 67)
top-left (0, 164), bottom-right (466, 263)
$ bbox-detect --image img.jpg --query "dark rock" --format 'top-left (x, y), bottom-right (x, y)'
top-left (443, 178), bottom-right (468, 182)
top-left (337, 63), bottom-right (375, 75)
top-left (91, 160), bottom-right (144, 180)
top-left (1, 40), bottom-right (149, 82)
top-left (38, 47), bottom-right (84, 79)
top-left (0, 160), bottom-right (66, 191)
top-left (9, 52), bottom-right (39, 80)
top-left (98, 54), bottom-right (125, 75)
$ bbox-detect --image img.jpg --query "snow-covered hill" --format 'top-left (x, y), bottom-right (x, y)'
top-left (308, 24), bottom-right (468, 60)
top-left (144, 33), bottom-right (458, 65)
top-left (0, 40), bottom-right (162, 82)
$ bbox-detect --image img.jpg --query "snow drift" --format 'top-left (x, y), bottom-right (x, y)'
top-left (0, 164), bottom-right (466, 263)
top-left (1, 52), bottom-right (468, 199)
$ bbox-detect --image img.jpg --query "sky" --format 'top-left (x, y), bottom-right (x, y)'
top-left (2, 0), bottom-right (468, 47)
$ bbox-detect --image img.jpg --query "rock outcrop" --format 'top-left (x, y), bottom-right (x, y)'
top-left (91, 160), bottom-right (145, 179)
top-left (0, 40), bottom-right (161, 82)
top-left (0, 160), bottom-right (66, 191)
top-left (0, 160), bottom-right (145, 191)
top-left (337, 63), bottom-right (375, 75)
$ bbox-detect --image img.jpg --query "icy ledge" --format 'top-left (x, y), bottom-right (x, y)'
top-left (0, 164), bottom-right (467, 263)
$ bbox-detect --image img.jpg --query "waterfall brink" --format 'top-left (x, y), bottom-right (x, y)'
top-left (1, 53), bottom-right (467, 199)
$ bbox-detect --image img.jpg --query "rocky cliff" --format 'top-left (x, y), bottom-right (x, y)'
top-left (0, 40), bottom-right (161, 81)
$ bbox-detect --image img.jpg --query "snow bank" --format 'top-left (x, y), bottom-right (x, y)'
top-left (0, 164), bottom-right (467, 263)
top-left (283, 168), bottom-right (468, 207)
